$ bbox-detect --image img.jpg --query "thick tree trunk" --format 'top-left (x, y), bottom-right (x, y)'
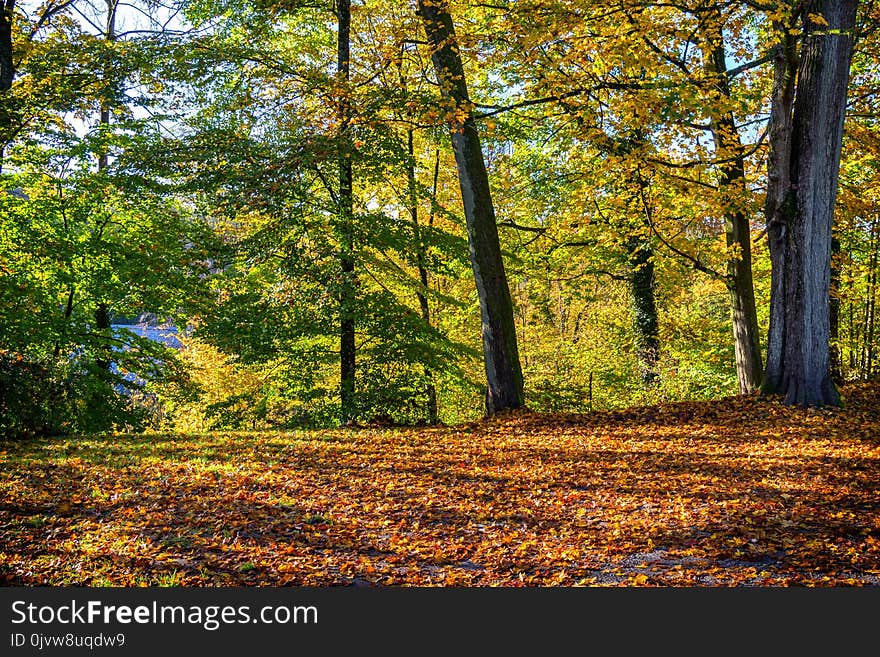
top-left (622, 149), bottom-right (663, 387)
top-left (337, 0), bottom-right (356, 424)
top-left (626, 233), bottom-right (660, 386)
top-left (763, 1), bottom-right (858, 406)
top-left (417, 0), bottom-right (524, 414)
top-left (763, 29), bottom-right (799, 395)
top-left (701, 17), bottom-right (764, 394)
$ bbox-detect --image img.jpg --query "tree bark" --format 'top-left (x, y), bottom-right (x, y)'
top-left (407, 129), bottom-right (439, 424)
top-left (0, 0), bottom-right (16, 173)
top-left (763, 0), bottom-right (858, 406)
top-left (763, 27), bottom-right (799, 395)
top-left (829, 234), bottom-right (842, 382)
top-left (864, 217), bottom-right (879, 378)
top-left (94, 302), bottom-right (111, 370)
top-left (417, 0), bottom-right (524, 414)
top-left (626, 232), bottom-right (660, 386)
top-left (701, 15), bottom-right (764, 394)
top-left (0, 0), bottom-right (11, 93)
top-left (619, 146), bottom-right (663, 388)
top-left (98, 0), bottom-right (117, 168)
top-left (94, 0), bottom-right (117, 372)
top-left (337, 0), bottom-right (356, 424)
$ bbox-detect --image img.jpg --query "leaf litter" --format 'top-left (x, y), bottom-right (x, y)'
top-left (1, 382), bottom-right (878, 587)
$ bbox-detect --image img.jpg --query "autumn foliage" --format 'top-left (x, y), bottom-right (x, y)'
top-left (1, 382), bottom-right (878, 587)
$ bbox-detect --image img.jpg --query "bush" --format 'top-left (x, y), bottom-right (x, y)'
top-left (0, 351), bottom-right (58, 438)
top-left (0, 350), bottom-right (150, 439)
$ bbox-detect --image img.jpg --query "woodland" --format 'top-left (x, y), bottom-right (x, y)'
top-left (0, 0), bottom-right (879, 587)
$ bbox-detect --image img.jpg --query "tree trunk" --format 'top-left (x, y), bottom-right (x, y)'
top-left (94, 0), bottom-right (117, 373)
top-left (417, 0), bottom-right (524, 414)
top-left (762, 28), bottom-right (799, 395)
top-left (98, 0), bottom-right (117, 168)
top-left (0, 0), bottom-right (11, 93)
top-left (763, 0), bottom-right (858, 406)
top-left (94, 302), bottom-right (111, 370)
top-left (626, 232), bottom-right (660, 386)
top-left (829, 235), bottom-right (842, 382)
top-left (848, 277), bottom-right (857, 372)
top-left (701, 15), bottom-right (764, 394)
top-left (407, 129), bottom-right (439, 425)
top-left (622, 147), bottom-right (663, 388)
top-left (865, 217), bottom-right (879, 378)
top-left (337, 0), bottom-right (356, 424)
top-left (0, 0), bottom-right (16, 173)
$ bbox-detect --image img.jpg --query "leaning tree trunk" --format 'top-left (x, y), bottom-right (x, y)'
top-left (417, 0), bottom-right (524, 414)
top-left (406, 129), bottom-right (439, 424)
top-left (337, 0), bottom-right (357, 424)
top-left (764, 0), bottom-right (858, 406)
top-left (702, 15), bottom-right (764, 394)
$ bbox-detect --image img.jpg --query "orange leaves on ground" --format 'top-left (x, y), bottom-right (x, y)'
top-left (1, 382), bottom-right (879, 587)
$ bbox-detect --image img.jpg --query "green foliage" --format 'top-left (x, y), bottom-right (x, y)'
top-left (3, 0), bottom-right (877, 432)
top-left (0, 350), bottom-right (154, 438)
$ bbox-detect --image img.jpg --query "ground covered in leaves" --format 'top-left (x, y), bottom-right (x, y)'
top-left (2, 383), bottom-right (879, 587)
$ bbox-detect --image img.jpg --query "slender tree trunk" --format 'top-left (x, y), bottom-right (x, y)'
top-left (407, 129), bottom-right (438, 424)
top-left (53, 287), bottom-right (75, 359)
top-left (417, 0), bottom-right (524, 414)
top-left (701, 16), bottom-right (764, 394)
top-left (626, 232), bottom-right (660, 386)
top-left (763, 0), bottom-right (858, 406)
top-left (94, 302), bottom-right (111, 369)
top-left (98, 0), bottom-right (117, 169)
top-left (865, 217), bottom-right (879, 378)
top-left (0, 0), bottom-right (11, 93)
top-left (93, 0), bottom-right (117, 372)
top-left (829, 235), bottom-right (843, 382)
top-left (857, 225), bottom-right (873, 375)
top-left (849, 280), bottom-right (857, 372)
top-left (0, 0), bottom-right (16, 173)
top-left (337, 0), bottom-right (356, 424)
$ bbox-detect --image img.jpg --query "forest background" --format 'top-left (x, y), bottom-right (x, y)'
top-left (1, 0), bottom-right (878, 436)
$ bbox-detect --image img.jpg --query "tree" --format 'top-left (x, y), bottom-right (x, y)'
top-left (93, 0), bottom-right (119, 372)
top-left (148, 0), bottom-right (476, 427)
top-left (336, 0), bottom-right (356, 424)
top-left (417, 0), bottom-right (524, 414)
top-left (699, 6), bottom-right (764, 394)
top-left (1, 0), bottom-right (18, 171)
top-left (1, 0), bottom-right (14, 93)
top-left (763, 1), bottom-right (860, 406)
top-left (1, 0), bottom-right (77, 171)
top-left (0, 0), bottom-right (216, 434)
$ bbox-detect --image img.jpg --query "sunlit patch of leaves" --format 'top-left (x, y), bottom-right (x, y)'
top-left (1, 383), bottom-right (879, 587)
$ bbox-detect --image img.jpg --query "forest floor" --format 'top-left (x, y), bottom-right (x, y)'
top-left (1, 382), bottom-right (879, 587)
